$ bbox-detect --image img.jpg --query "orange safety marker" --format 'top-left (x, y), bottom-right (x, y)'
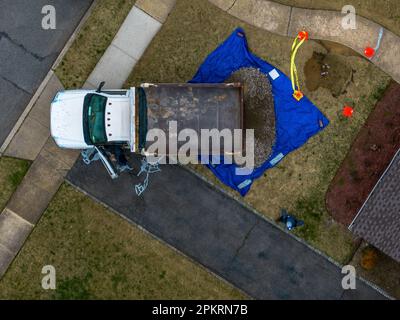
top-left (298, 31), bottom-right (309, 41)
top-left (293, 90), bottom-right (304, 101)
top-left (343, 106), bottom-right (354, 118)
top-left (364, 47), bottom-right (375, 59)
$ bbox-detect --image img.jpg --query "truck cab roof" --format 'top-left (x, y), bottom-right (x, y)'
top-left (51, 89), bottom-right (134, 150)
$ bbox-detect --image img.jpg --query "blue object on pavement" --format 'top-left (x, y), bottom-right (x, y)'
top-left (190, 28), bottom-right (330, 196)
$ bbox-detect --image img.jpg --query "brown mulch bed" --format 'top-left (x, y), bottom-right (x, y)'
top-left (326, 81), bottom-right (400, 226)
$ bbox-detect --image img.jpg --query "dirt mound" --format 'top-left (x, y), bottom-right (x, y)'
top-left (304, 51), bottom-right (353, 97)
top-left (226, 67), bottom-right (275, 167)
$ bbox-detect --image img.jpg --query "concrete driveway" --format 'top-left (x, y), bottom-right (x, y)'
top-left (67, 157), bottom-right (387, 300)
top-left (0, 0), bottom-right (92, 145)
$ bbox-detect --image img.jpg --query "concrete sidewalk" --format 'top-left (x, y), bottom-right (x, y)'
top-left (67, 158), bottom-right (388, 299)
top-left (209, 0), bottom-right (400, 83)
top-left (0, 0), bottom-right (176, 278)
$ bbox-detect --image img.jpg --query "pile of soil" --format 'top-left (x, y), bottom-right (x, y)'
top-left (304, 51), bottom-right (353, 97)
top-left (226, 67), bottom-right (275, 167)
top-left (326, 81), bottom-right (400, 226)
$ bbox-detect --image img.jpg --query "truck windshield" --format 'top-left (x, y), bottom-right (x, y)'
top-left (86, 94), bottom-right (107, 144)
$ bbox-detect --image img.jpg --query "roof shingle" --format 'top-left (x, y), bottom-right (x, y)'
top-left (350, 149), bottom-right (400, 262)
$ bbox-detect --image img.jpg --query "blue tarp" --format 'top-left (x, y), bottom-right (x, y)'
top-left (190, 28), bottom-right (329, 196)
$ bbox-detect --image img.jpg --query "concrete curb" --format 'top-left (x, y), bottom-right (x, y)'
top-left (208, 0), bottom-right (400, 83)
top-left (0, 70), bottom-right (54, 155)
top-left (4, 73), bottom-right (64, 161)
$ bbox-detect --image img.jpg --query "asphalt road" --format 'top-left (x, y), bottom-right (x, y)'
top-left (67, 157), bottom-right (387, 300)
top-left (0, 0), bottom-right (92, 145)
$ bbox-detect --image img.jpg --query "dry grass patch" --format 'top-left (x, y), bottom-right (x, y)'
top-left (55, 0), bottom-right (136, 89)
top-left (0, 157), bottom-right (30, 211)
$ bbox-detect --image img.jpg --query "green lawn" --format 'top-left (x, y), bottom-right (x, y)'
top-left (55, 0), bottom-right (136, 89)
top-left (275, 0), bottom-right (400, 37)
top-left (125, 0), bottom-right (391, 264)
top-left (0, 184), bottom-right (245, 300)
top-left (0, 157), bottom-right (30, 211)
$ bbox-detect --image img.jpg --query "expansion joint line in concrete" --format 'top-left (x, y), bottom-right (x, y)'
top-left (286, 6), bottom-right (293, 37)
top-left (227, 0), bottom-right (238, 12)
top-left (111, 43), bottom-right (139, 62)
top-left (4, 208), bottom-right (34, 227)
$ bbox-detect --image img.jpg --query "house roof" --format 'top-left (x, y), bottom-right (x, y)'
top-left (349, 149), bottom-right (400, 262)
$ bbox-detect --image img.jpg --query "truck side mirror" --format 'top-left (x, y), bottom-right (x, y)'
top-left (96, 81), bottom-right (105, 93)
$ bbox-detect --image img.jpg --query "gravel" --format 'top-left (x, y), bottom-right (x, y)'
top-left (226, 67), bottom-right (276, 167)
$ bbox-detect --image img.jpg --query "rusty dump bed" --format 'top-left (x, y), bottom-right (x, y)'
top-left (137, 83), bottom-right (244, 155)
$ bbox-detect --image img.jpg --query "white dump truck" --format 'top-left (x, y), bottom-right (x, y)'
top-left (51, 82), bottom-right (136, 152)
top-left (50, 81), bottom-right (244, 178)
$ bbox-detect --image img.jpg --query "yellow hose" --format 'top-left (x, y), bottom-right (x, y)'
top-left (290, 31), bottom-right (308, 101)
